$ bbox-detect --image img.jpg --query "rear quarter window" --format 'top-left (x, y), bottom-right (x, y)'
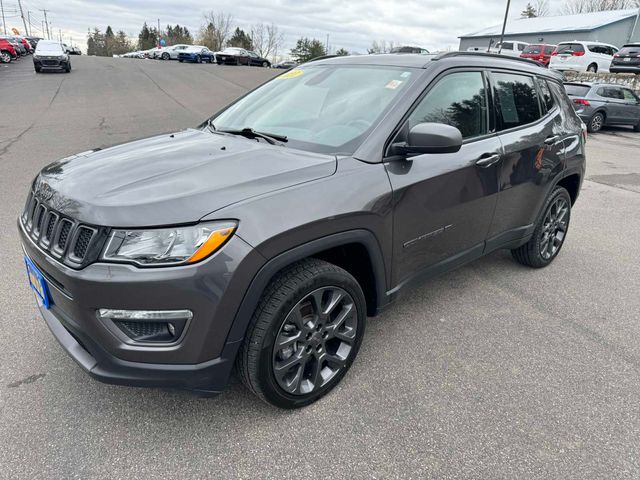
top-left (492, 72), bottom-right (541, 130)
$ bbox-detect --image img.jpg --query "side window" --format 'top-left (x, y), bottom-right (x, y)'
top-left (622, 89), bottom-right (639, 103)
top-left (408, 71), bottom-right (488, 139)
top-left (501, 42), bottom-right (513, 50)
top-left (492, 72), bottom-right (542, 130)
top-left (544, 46), bottom-right (555, 55)
top-left (538, 78), bottom-right (556, 111)
top-left (517, 43), bottom-right (526, 52)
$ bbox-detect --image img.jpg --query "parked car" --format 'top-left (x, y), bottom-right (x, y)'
top-left (19, 52), bottom-right (585, 408)
top-left (273, 60), bottom-right (298, 69)
top-left (489, 41), bottom-right (529, 57)
top-left (520, 44), bottom-right (557, 67)
top-left (156, 44), bottom-right (191, 60)
top-left (216, 47), bottom-right (271, 67)
top-left (25, 36), bottom-right (42, 49)
top-left (564, 81), bottom-right (640, 132)
top-left (1, 36), bottom-right (26, 56)
top-left (549, 41), bottom-right (618, 73)
top-left (33, 40), bottom-right (71, 73)
top-left (0, 38), bottom-right (17, 63)
top-left (390, 46), bottom-right (430, 54)
top-left (178, 46), bottom-right (215, 63)
top-left (610, 44), bottom-right (640, 74)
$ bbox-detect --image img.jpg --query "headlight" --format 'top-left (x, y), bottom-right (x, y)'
top-left (58, 55), bottom-right (66, 60)
top-left (101, 221), bottom-right (237, 266)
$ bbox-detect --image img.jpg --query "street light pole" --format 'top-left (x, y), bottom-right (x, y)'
top-left (498, 0), bottom-right (511, 54)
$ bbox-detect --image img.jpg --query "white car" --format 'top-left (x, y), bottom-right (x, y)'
top-left (156, 44), bottom-right (191, 60)
top-left (549, 41), bottom-right (619, 73)
top-left (489, 41), bottom-right (529, 57)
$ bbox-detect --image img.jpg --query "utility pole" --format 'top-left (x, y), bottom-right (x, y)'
top-left (326, 34), bottom-right (329, 54)
top-left (157, 18), bottom-right (160, 46)
top-left (58, 28), bottom-right (61, 43)
top-left (629, 7), bottom-right (640, 43)
top-left (498, 0), bottom-right (511, 54)
top-left (17, 0), bottom-right (28, 36)
top-left (41, 20), bottom-right (44, 36)
top-left (27, 10), bottom-right (31, 35)
top-left (40, 9), bottom-right (50, 39)
top-left (0, 0), bottom-right (6, 35)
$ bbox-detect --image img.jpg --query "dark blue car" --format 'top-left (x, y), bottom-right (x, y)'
top-left (178, 46), bottom-right (215, 63)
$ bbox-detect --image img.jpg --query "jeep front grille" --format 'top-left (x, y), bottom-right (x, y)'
top-left (21, 192), bottom-right (107, 268)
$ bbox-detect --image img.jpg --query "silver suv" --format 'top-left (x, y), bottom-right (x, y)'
top-left (564, 82), bottom-right (640, 133)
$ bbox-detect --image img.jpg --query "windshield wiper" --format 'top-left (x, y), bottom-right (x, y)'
top-left (217, 127), bottom-right (288, 145)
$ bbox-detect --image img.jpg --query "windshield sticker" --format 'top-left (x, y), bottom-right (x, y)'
top-left (278, 69), bottom-right (304, 79)
top-left (385, 80), bottom-right (403, 90)
top-left (400, 71), bottom-right (411, 78)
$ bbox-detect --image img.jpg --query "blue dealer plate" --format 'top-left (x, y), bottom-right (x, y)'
top-left (25, 256), bottom-right (51, 309)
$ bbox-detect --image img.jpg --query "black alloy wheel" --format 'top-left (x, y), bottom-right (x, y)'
top-left (272, 286), bottom-right (358, 395)
top-left (512, 186), bottom-right (571, 268)
top-left (237, 259), bottom-right (366, 408)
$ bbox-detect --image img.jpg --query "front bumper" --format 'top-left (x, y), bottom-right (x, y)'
top-left (39, 302), bottom-right (239, 394)
top-left (34, 58), bottom-right (69, 70)
top-left (19, 219), bottom-right (265, 393)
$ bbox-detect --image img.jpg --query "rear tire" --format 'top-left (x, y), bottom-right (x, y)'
top-left (634, 120), bottom-right (640, 132)
top-left (196, 55), bottom-right (201, 63)
top-left (511, 186), bottom-right (571, 268)
top-left (237, 259), bottom-right (367, 409)
top-left (262, 61), bottom-right (269, 68)
top-left (587, 63), bottom-right (598, 73)
top-left (587, 112), bottom-right (605, 133)
top-left (162, 52), bottom-right (169, 60)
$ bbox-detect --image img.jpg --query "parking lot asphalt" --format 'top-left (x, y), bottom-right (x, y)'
top-left (1, 56), bottom-right (640, 479)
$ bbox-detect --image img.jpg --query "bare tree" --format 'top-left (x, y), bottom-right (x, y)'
top-left (198, 11), bottom-right (233, 51)
top-left (367, 40), bottom-right (396, 54)
top-left (562, 0), bottom-right (640, 14)
top-left (250, 22), bottom-right (284, 60)
top-left (535, 0), bottom-right (551, 16)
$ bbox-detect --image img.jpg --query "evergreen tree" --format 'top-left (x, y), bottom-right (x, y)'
top-left (105, 26), bottom-right (115, 57)
top-left (521, 3), bottom-right (538, 17)
top-left (228, 27), bottom-right (252, 49)
top-left (290, 37), bottom-right (326, 63)
top-left (335, 48), bottom-right (349, 56)
top-left (137, 22), bottom-right (158, 50)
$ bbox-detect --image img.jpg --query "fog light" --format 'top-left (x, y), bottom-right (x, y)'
top-left (97, 309), bottom-right (192, 343)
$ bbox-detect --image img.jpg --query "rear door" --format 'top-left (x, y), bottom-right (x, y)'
top-left (385, 70), bottom-right (501, 286)
top-left (487, 72), bottom-right (566, 246)
top-left (621, 88), bottom-right (640, 125)
top-left (597, 86), bottom-right (626, 123)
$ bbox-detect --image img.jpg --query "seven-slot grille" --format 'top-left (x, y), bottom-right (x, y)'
top-left (21, 191), bottom-right (104, 267)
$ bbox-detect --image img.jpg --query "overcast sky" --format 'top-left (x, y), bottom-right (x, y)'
top-left (4, 0), bottom-right (570, 54)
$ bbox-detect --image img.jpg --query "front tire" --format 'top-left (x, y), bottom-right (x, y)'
top-left (1, 50), bottom-right (11, 63)
top-left (262, 61), bottom-right (269, 68)
top-left (511, 186), bottom-right (571, 268)
top-left (162, 52), bottom-right (169, 60)
top-left (196, 55), bottom-right (201, 63)
top-left (237, 259), bottom-right (367, 409)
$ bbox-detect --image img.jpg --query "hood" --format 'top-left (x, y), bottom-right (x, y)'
top-left (34, 129), bottom-right (336, 227)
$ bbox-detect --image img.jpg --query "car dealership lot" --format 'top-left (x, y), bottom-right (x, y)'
top-left (1, 56), bottom-right (640, 478)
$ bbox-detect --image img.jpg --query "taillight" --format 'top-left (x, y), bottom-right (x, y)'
top-left (613, 54), bottom-right (620, 58)
top-left (573, 51), bottom-right (585, 56)
top-left (574, 99), bottom-right (590, 106)
top-left (551, 51), bottom-right (558, 56)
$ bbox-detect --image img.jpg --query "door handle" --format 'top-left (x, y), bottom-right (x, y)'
top-left (476, 153), bottom-right (501, 168)
top-left (544, 135), bottom-right (560, 145)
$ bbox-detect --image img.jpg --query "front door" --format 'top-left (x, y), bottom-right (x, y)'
top-left (386, 70), bottom-right (501, 288)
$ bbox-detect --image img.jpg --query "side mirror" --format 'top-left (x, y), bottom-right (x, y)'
top-left (392, 123), bottom-right (463, 156)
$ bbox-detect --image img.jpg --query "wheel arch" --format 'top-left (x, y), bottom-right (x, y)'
top-left (556, 173), bottom-right (581, 205)
top-left (225, 230), bottom-right (389, 345)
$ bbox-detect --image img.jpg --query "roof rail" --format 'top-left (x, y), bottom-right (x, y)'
top-left (432, 51), bottom-right (543, 67)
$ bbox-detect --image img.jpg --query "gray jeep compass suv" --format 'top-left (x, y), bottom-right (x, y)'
top-left (19, 53), bottom-right (586, 408)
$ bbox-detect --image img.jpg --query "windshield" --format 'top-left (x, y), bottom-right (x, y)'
top-left (211, 64), bottom-right (415, 155)
top-left (36, 42), bottom-right (63, 54)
